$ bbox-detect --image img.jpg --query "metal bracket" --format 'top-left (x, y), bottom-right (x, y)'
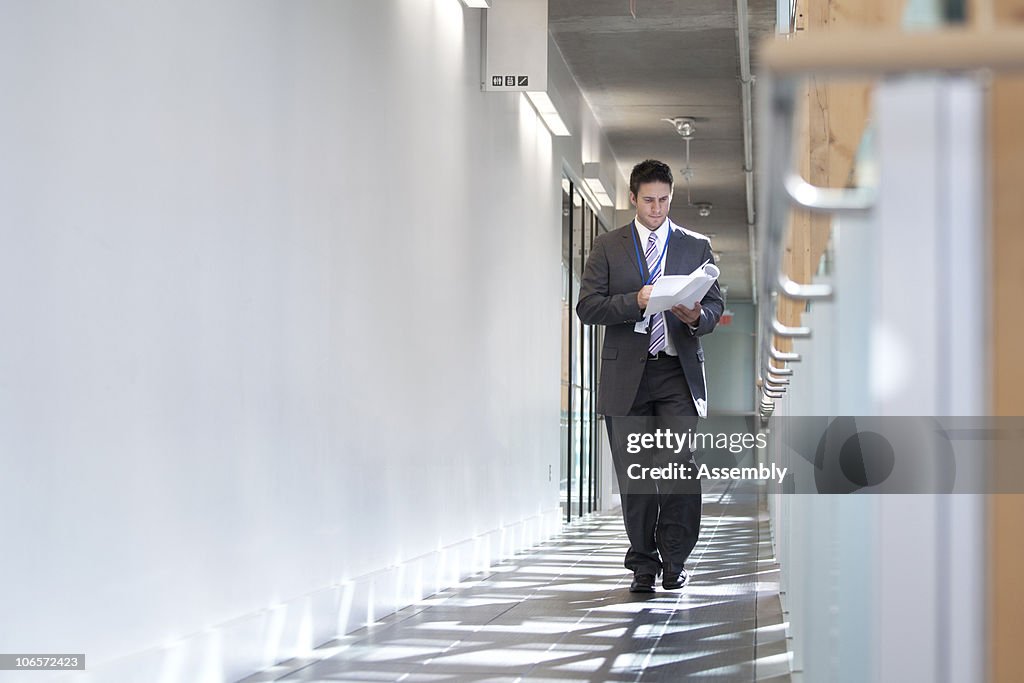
top-left (770, 345), bottom-right (801, 362)
top-left (772, 317), bottom-right (811, 338)
top-left (778, 273), bottom-right (834, 301)
top-left (784, 172), bottom-right (877, 213)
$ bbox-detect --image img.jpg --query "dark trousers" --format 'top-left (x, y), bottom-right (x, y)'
top-left (606, 356), bottom-right (702, 576)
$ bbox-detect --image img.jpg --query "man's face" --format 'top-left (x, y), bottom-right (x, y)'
top-left (630, 181), bottom-right (673, 231)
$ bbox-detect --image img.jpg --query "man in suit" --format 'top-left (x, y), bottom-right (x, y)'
top-left (577, 159), bottom-right (723, 593)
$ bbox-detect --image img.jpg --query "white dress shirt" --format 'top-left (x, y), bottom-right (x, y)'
top-left (634, 217), bottom-right (682, 356)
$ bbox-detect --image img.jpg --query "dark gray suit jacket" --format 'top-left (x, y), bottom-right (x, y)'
top-left (576, 221), bottom-right (724, 417)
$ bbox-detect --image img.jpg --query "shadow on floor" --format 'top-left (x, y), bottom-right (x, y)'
top-left (239, 485), bottom-right (790, 682)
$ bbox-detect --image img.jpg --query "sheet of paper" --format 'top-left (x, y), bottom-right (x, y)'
top-left (644, 263), bottom-right (720, 316)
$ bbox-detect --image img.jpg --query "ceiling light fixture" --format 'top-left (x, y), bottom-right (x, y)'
top-left (583, 162), bottom-right (615, 207)
top-left (664, 115), bottom-right (714, 218)
top-left (460, 0), bottom-right (490, 8)
top-left (672, 118), bottom-right (700, 208)
top-left (526, 91), bottom-right (571, 137)
top-left (662, 116), bottom-right (697, 139)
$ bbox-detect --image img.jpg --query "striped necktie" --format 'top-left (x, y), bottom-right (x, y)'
top-left (646, 231), bottom-right (666, 355)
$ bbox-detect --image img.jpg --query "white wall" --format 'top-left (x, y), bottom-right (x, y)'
top-left (0, 1), bottom-right (623, 680)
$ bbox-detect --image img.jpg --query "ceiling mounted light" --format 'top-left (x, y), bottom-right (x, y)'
top-left (662, 116), bottom-right (697, 139)
top-left (583, 162), bottom-right (614, 207)
top-left (460, 0), bottom-right (490, 7)
top-left (526, 91), bottom-right (571, 137)
top-left (696, 202), bottom-right (713, 217)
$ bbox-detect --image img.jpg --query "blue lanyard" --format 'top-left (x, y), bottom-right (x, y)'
top-left (630, 221), bottom-right (670, 285)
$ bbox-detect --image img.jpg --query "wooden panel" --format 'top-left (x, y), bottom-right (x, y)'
top-left (762, 27), bottom-right (1024, 74)
top-left (991, 77), bottom-right (1024, 414)
top-left (969, 0), bottom-right (995, 26)
top-left (773, 0), bottom-right (907, 379)
top-left (989, 60), bottom-right (1024, 683)
top-left (990, 493), bottom-right (1024, 683)
top-left (994, 0), bottom-right (1024, 21)
top-left (988, 0), bottom-right (1024, 678)
top-left (780, 0), bottom-right (907, 325)
top-left (773, 79), bottom-right (806, 353)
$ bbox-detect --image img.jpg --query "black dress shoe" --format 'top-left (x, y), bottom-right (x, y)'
top-left (662, 568), bottom-right (689, 590)
top-left (629, 573), bottom-right (656, 593)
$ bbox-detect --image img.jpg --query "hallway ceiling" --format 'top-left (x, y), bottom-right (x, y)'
top-left (550, 0), bottom-right (776, 301)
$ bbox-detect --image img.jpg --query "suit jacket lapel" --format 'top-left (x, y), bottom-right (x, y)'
top-left (618, 223), bottom-right (649, 284)
top-left (665, 221), bottom-right (687, 275)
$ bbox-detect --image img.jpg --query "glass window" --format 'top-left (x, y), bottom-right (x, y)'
top-left (560, 175), bottom-right (608, 522)
top-left (560, 181), bottom-right (572, 521)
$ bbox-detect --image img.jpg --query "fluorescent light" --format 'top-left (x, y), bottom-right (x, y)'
top-left (583, 162), bottom-right (615, 207)
top-left (584, 179), bottom-right (614, 207)
top-left (461, 0), bottom-right (490, 7)
top-left (525, 91), bottom-right (571, 137)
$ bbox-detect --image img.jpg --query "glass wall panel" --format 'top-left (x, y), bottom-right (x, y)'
top-left (560, 181), bottom-right (572, 520)
top-left (570, 186), bottom-right (584, 521)
top-left (560, 175), bottom-right (607, 522)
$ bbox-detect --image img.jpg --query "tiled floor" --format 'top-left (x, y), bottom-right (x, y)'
top-left (240, 483), bottom-right (790, 682)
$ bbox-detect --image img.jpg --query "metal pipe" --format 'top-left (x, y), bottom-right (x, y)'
top-left (751, 74), bottom-right (797, 410)
top-left (748, 209), bottom-right (757, 307)
top-left (738, 0), bottom-right (761, 412)
top-left (737, 0), bottom-right (757, 305)
top-left (737, 0), bottom-right (753, 225)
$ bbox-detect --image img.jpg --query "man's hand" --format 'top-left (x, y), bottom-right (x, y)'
top-left (670, 302), bottom-right (702, 325)
top-left (637, 285), bottom-right (654, 310)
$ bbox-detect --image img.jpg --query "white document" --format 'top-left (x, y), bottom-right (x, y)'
top-left (644, 262), bottom-right (720, 316)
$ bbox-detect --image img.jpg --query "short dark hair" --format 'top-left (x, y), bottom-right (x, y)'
top-left (629, 159), bottom-right (673, 197)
